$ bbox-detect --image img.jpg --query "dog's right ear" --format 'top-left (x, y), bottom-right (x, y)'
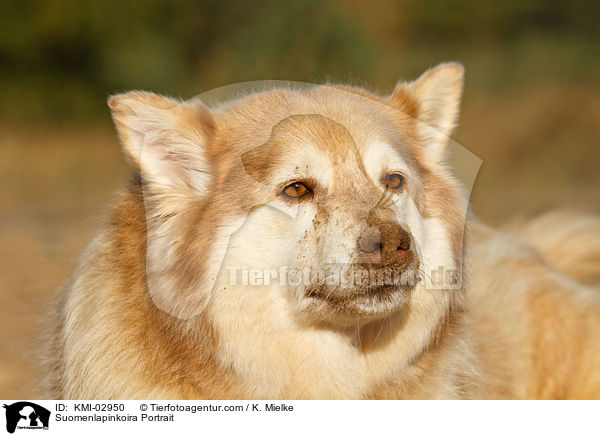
top-left (109, 92), bottom-right (216, 320)
top-left (109, 91), bottom-right (215, 206)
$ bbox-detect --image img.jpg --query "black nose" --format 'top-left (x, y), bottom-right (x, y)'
top-left (358, 223), bottom-right (411, 266)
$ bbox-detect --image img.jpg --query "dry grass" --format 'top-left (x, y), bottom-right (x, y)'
top-left (1, 82), bottom-right (599, 398)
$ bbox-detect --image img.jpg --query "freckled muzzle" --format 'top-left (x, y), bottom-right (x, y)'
top-left (302, 218), bottom-right (419, 323)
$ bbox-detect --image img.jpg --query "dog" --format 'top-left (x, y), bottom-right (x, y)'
top-left (42, 63), bottom-right (600, 399)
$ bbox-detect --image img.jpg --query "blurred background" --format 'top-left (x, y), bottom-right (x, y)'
top-left (1, 0), bottom-right (599, 398)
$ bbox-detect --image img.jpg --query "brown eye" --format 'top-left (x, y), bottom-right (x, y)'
top-left (282, 182), bottom-right (310, 199)
top-left (385, 173), bottom-right (405, 190)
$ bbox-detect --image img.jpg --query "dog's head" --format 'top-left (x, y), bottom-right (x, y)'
top-left (110, 63), bottom-right (467, 325)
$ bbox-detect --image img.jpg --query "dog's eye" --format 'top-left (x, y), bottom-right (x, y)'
top-left (282, 182), bottom-right (310, 199)
top-left (385, 173), bottom-right (405, 190)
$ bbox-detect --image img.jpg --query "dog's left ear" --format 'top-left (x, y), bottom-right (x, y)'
top-left (391, 62), bottom-right (464, 163)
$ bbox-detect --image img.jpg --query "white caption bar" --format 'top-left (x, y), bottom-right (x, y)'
top-left (1, 400), bottom-right (597, 436)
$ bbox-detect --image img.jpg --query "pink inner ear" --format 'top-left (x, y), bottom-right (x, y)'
top-left (163, 150), bottom-right (185, 164)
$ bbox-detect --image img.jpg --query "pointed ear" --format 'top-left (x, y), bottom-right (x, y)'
top-left (109, 92), bottom-right (216, 319)
top-left (108, 91), bottom-right (215, 205)
top-left (391, 62), bottom-right (464, 163)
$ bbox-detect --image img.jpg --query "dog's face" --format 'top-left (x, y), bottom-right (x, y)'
top-left (109, 63), bottom-right (467, 325)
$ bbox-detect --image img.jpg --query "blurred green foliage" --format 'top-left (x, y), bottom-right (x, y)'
top-left (0, 0), bottom-right (598, 122)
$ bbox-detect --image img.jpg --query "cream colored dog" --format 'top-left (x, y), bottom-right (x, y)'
top-left (43, 63), bottom-right (600, 399)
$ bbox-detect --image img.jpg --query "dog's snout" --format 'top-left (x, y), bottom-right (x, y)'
top-left (358, 228), bottom-right (382, 254)
top-left (358, 223), bottom-right (412, 266)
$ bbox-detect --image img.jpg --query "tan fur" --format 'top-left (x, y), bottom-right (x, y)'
top-left (508, 211), bottom-right (600, 287)
top-left (42, 64), bottom-right (600, 399)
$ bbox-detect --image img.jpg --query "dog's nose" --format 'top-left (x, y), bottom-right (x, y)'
top-left (358, 223), bottom-right (411, 266)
